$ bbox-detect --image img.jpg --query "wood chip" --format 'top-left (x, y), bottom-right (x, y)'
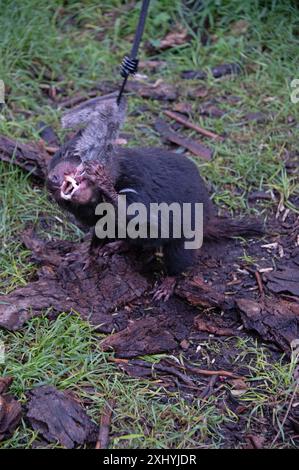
top-left (164, 110), bottom-right (224, 141)
top-left (154, 118), bottom-right (213, 159)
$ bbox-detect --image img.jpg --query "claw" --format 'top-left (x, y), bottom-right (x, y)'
top-left (99, 240), bottom-right (128, 257)
top-left (152, 276), bottom-right (177, 302)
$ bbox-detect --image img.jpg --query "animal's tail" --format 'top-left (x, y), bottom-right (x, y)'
top-left (204, 216), bottom-right (264, 241)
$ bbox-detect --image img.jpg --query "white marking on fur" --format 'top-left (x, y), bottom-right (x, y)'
top-left (119, 188), bottom-right (138, 195)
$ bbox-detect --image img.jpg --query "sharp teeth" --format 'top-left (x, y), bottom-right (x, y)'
top-left (60, 175), bottom-right (80, 200)
top-left (60, 190), bottom-right (72, 200)
top-left (65, 175), bottom-right (79, 189)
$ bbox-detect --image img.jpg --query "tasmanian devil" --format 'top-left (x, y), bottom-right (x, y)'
top-left (47, 95), bottom-right (263, 300)
top-left (47, 143), bottom-right (263, 296)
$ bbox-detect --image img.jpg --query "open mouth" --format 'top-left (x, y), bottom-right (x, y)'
top-left (60, 166), bottom-right (86, 200)
top-left (60, 175), bottom-right (81, 200)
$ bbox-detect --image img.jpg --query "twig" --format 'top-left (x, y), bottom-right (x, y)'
top-left (110, 357), bottom-right (239, 380)
top-left (164, 110), bottom-right (224, 141)
top-left (0, 134), bottom-right (49, 179)
top-left (271, 383), bottom-right (298, 447)
top-left (255, 271), bottom-right (264, 296)
top-left (110, 358), bottom-right (195, 387)
top-left (152, 363), bottom-right (195, 387)
top-left (95, 399), bottom-right (116, 449)
top-left (200, 374), bottom-right (218, 399)
top-left (185, 365), bottom-right (240, 378)
top-left (44, 146), bottom-right (59, 155)
top-left (109, 357), bottom-right (128, 364)
top-left (155, 357), bottom-right (238, 380)
top-left (154, 118), bottom-right (212, 159)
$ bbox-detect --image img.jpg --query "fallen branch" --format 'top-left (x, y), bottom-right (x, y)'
top-left (0, 134), bottom-right (49, 179)
top-left (154, 118), bottom-right (212, 160)
top-left (255, 271), bottom-right (264, 296)
top-left (95, 399), bottom-right (115, 449)
top-left (200, 375), bottom-right (219, 399)
top-left (110, 357), bottom-right (239, 382)
top-left (164, 110), bottom-right (224, 141)
top-left (185, 365), bottom-right (240, 379)
top-left (271, 382), bottom-right (299, 447)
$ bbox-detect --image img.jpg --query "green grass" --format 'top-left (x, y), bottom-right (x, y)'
top-left (0, 0), bottom-right (299, 448)
top-left (0, 314), bottom-right (298, 448)
top-left (0, 313), bottom-right (231, 448)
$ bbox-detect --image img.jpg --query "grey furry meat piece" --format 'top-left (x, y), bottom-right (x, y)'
top-left (61, 93), bottom-right (126, 165)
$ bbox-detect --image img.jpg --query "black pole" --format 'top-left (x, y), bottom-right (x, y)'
top-left (117, 0), bottom-right (151, 105)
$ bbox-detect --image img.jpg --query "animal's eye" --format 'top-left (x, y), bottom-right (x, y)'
top-left (49, 174), bottom-right (59, 185)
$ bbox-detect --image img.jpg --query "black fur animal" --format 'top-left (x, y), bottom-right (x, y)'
top-left (47, 141), bottom-right (263, 276)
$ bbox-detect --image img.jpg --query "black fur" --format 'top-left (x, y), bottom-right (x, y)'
top-left (47, 146), bottom-right (263, 275)
top-left (114, 148), bottom-right (213, 274)
top-left (48, 146), bottom-right (213, 274)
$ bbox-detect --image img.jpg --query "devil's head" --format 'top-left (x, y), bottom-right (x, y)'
top-left (47, 93), bottom-right (126, 208)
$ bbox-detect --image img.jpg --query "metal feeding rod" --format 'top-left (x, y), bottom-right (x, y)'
top-left (116, 0), bottom-right (151, 105)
